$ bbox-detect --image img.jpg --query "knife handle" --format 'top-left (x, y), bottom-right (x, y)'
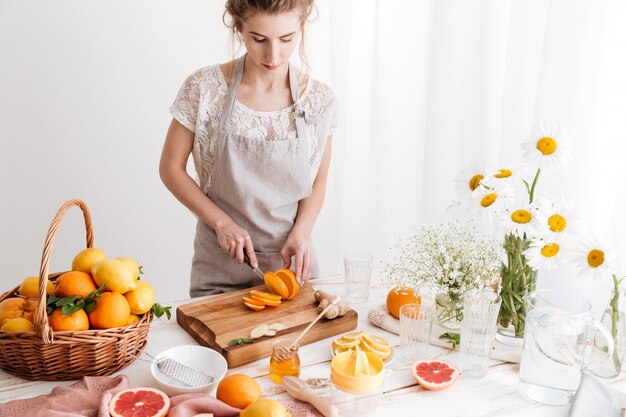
top-left (243, 251), bottom-right (254, 268)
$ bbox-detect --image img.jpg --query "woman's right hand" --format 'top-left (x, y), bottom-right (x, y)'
top-left (215, 219), bottom-right (258, 267)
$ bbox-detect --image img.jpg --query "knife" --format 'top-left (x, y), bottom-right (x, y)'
top-left (243, 252), bottom-right (265, 280)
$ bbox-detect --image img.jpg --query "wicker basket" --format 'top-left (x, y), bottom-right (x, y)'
top-left (0, 199), bottom-right (153, 380)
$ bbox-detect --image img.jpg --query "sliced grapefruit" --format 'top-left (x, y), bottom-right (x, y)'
top-left (411, 360), bottom-right (460, 390)
top-left (243, 301), bottom-right (265, 311)
top-left (250, 290), bottom-right (282, 302)
top-left (109, 387), bottom-right (170, 417)
top-left (263, 272), bottom-right (289, 298)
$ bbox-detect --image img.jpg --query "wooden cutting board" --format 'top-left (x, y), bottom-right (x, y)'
top-left (176, 282), bottom-right (358, 368)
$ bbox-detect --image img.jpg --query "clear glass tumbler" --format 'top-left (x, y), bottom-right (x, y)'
top-left (460, 288), bottom-right (502, 378)
top-left (343, 252), bottom-right (373, 303)
top-left (399, 302), bottom-right (433, 362)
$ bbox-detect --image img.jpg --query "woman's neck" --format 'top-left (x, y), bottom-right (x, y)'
top-left (240, 55), bottom-right (290, 93)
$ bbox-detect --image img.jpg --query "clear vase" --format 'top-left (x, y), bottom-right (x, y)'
top-left (591, 283), bottom-right (626, 379)
top-left (496, 234), bottom-right (538, 347)
top-left (435, 291), bottom-right (464, 330)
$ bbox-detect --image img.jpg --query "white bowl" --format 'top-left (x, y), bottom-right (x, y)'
top-left (150, 345), bottom-right (227, 397)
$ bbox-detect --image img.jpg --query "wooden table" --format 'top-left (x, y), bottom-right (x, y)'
top-left (1, 271), bottom-right (623, 416)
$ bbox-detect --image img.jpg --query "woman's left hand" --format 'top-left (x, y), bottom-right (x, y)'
top-left (280, 232), bottom-right (312, 282)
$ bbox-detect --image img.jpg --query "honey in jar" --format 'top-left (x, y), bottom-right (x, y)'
top-left (269, 338), bottom-right (301, 383)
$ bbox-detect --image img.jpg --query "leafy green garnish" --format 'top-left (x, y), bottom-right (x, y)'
top-left (150, 303), bottom-right (172, 319)
top-left (228, 338), bottom-right (254, 346)
top-left (439, 332), bottom-right (461, 349)
top-left (46, 284), bottom-right (105, 316)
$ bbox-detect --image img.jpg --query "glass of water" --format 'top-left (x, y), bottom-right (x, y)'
top-left (343, 253), bottom-right (372, 303)
top-left (399, 302), bottom-right (433, 362)
top-left (460, 289), bottom-right (501, 378)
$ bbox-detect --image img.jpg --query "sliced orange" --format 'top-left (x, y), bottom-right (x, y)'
top-left (242, 296), bottom-right (266, 307)
top-left (250, 290), bottom-right (282, 302)
top-left (249, 294), bottom-right (282, 307)
top-left (243, 301), bottom-right (265, 311)
top-left (275, 269), bottom-right (300, 300)
top-left (263, 273), bottom-right (290, 299)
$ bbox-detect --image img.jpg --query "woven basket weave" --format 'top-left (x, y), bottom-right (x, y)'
top-left (0, 199), bottom-right (152, 380)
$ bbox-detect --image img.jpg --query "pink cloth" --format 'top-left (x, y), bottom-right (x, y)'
top-left (0, 375), bottom-right (240, 417)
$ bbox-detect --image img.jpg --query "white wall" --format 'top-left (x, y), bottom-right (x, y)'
top-left (0, 0), bottom-right (337, 301)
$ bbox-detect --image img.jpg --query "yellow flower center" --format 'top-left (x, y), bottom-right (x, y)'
top-left (481, 193), bottom-right (497, 207)
top-left (587, 249), bottom-right (605, 268)
top-left (494, 169), bottom-right (512, 178)
top-left (541, 243), bottom-right (560, 258)
top-left (548, 214), bottom-right (567, 233)
top-left (469, 174), bottom-right (484, 191)
top-left (536, 137), bottom-right (558, 155)
top-left (511, 209), bottom-right (532, 224)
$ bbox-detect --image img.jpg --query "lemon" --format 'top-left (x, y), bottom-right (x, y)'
top-left (1, 317), bottom-right (35, 332)
top-left (115, 257), bottom-right (141, 280)
top-left (332, 337), bottom-right (361, 353)
top-left (18, 276), bottom-right (55, 298)
top-left (240, 399), bottom-right (290, 417)
top-left (92, 259), bottom-right (137, 293)
top-left (72, 248), bottom-right (106, 274)
top-left (363, 334), bottom-right (392, 352)
top-left (360, 339), bottom-right (392, 360)
top-left (123, 280), bottom-right (155, 314)
top-left (341, 329), bottom-right (366, 342)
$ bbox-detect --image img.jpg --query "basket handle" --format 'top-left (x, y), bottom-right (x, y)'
top-left (35, 199), bottom-right (94, 343)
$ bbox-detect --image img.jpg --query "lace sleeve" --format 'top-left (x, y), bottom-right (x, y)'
top-left (327, 94), bottom-right (338, 136)
top-left (169, 69), bottom-right (204, 132)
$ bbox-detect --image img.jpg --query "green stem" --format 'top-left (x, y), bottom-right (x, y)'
top-left (528, 168), bottom-right (541, 205)
top-left (610, 274), bottom-right (622, 373)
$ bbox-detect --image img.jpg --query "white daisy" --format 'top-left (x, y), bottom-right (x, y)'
top-left (524, 238), bottom-right (571, 271)
top-left (486, 164), bottom-right (529, 187)
top-left (454, 163), bottom-right (495, 206)
top-left (498, 202), bottom-right (539, 239)
top-left (573, 236), bottom-right (616, 281)
top-left (535, 197), bottom-right (578, 241)
top-left (470, 183), bottom-right (514, 219)
top-left (521, 122), bottom-right (573, 171)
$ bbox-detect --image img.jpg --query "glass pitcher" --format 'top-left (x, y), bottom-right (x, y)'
top-left (518, 289), bottom-right (614, 406)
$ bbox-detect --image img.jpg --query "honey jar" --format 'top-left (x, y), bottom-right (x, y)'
top-left (269, 338), bottom-right (301, 383)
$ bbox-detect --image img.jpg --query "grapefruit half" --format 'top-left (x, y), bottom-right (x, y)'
top-left (411, 360), bottom-right (460, 390)
top-left (109, 387), bottom-right (170, 417)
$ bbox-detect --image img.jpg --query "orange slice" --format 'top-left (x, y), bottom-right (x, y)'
top-left (243, 301), bottom-right (265, 311)
top-left (242, 296), bottom-right (266, 307)
top-left (249, 294), bottom-right (282, 307)
top-left (275, 269), bottom-right (300, 300)
top-left (264, 272), bottom-right (289, 299)
top-left (250, 290), bottom-right (282, 302)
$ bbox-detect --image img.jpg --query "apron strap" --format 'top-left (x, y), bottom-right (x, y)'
top-left (220, 54), bottom-right (307, 138)
top-left (220, 54), bottom-right (246, 131)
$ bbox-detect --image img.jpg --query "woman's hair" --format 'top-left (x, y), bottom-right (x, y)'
top-left (223, 0), bottom-right (316, 71)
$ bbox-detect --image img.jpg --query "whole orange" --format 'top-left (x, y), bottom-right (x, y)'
top-left (48, 308), bottom-right (90, 331)
top-left (386, 286), bottom-right (421, 319)
top-left (55, 271), bottom-right (98, 299)
top-left (216, 374), bottom-right (262, 409)
top-left (88, 292), bottom-right (131, 329)
top-left (0, 298), bottom-right (38, 325)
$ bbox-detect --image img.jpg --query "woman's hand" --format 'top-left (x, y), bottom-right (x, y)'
top-left (280, 232), bottom-right (312, 282)
top-left (215, 219), bottom-right (258, 267)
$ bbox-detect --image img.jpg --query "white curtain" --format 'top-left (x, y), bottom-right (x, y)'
top-left (318, 0), bottom-right (626, 305)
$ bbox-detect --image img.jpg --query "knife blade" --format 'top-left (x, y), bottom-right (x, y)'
top-left (243, 252), bottom-right (265, 280)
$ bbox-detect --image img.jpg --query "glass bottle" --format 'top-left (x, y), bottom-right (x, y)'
top-left (269, 339), bottom-right (300, 384)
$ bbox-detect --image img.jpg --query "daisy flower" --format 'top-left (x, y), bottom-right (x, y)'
top-left (521, 122), bottom-right (573, 171)
top-left (535, 197), bottom-right (578, 241)
top-left (486, 164), bottom-right (529, 186)
top-left (454, 163), bottom-right (495, 206)
top-left (524, 238), bottom-right (570, 270)
top-left (498, 202), bottom-right (539, 239)
top-left (470, 183), bottom-right (514, 219)
top-left (573, 236), bottom-right (616, 281)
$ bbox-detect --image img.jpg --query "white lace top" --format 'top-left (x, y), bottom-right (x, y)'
top-left (170, 64), bottom-right (338, 193)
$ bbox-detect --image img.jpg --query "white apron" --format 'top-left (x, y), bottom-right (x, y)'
top-left (190, 55), bottom-right (314, 297)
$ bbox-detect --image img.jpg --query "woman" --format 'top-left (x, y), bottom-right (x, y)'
top-left (160, 0), bottom-right (337, 296)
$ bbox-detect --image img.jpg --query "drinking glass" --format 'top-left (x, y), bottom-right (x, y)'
top-left (343, 253), bottom-right (372, 303)
top-left (460, 289), bottom-right (501, 378)
top-left (399, 302), bottom-right (433, 362)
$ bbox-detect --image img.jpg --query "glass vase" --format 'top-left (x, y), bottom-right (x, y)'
top-left (496, 234), bottom-right (538, 347)
top-left (435, 291), bottom-right (464, 330)
top-left (591, 282), bottom-right (626, 379)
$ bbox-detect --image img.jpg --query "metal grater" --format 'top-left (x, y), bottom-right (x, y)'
top-left (155, 357), bottom-right (215, 387)
top-left (116, 342), bottom-right (215, 387)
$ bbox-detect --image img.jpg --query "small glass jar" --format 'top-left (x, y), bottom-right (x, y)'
top-left (269, 339), bottom-right (300, 384)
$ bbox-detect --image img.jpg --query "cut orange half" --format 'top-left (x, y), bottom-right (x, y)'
top-left (243, 301), bottom-right (265, 311)
top-left (275, 269), bottom-right (300, 300)
top-left (264, 272), bottom-right (289, 299)
top-left (250, 289), bottom-right (282, 301)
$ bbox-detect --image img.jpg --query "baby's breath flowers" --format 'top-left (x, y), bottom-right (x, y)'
top-left (383, 221), bottom-right (503, 295)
